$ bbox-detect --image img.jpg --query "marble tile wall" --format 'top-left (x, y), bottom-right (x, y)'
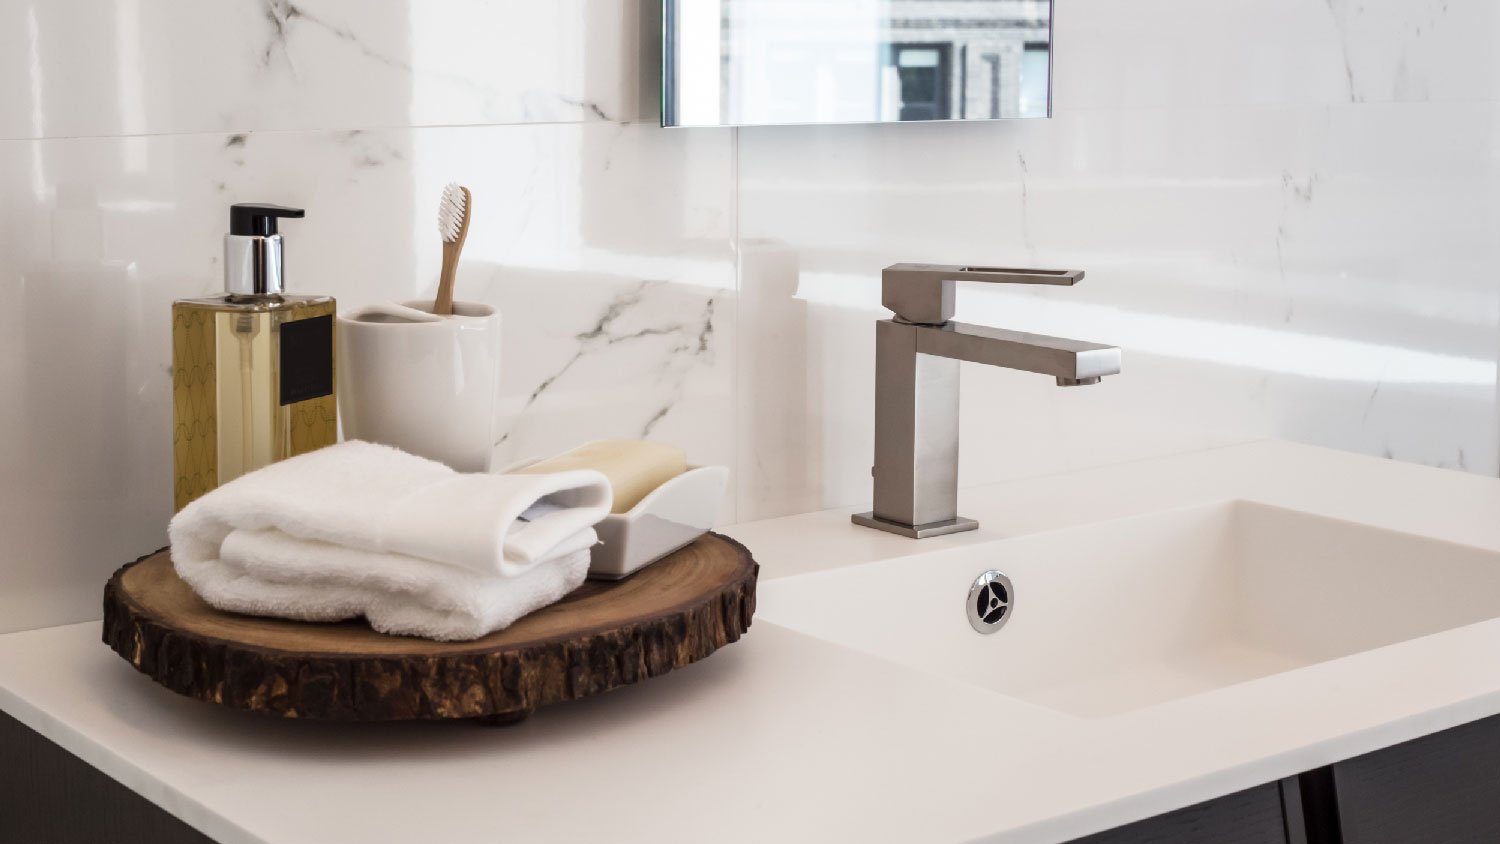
top-left (1, 0), bottom-right (1494, 631)
top-left (734, 0), bottom-right (1500, 519)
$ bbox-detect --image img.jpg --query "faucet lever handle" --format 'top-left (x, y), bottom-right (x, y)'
top-left (881, 262), bottom-right (1085, 325)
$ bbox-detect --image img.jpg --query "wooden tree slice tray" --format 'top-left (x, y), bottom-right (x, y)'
top-left (102, 533), bottom-right (757, 723)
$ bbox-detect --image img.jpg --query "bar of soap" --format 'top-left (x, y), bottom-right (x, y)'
top-left (518, 440), bottom-right (687, 514)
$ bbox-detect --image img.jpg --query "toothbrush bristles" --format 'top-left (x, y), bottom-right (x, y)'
top-left (438, 182), bottom-right (467, 242)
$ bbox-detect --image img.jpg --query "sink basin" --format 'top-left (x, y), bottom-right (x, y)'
top-left (757, 501), bottom-right (1500, 718)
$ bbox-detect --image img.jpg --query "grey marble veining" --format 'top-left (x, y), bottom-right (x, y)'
top-left (499, 281), bottom-right (721, 444)
top-left (0, 0), bottom-right (652, 141)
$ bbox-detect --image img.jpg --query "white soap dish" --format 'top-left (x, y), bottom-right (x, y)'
top-left (589, 466), bottom-right (729, 579)
top-left (500, 460), bottom-right (729, 580)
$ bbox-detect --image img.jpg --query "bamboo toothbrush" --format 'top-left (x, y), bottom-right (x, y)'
top-left (434, 182), bottom-right (472, 316)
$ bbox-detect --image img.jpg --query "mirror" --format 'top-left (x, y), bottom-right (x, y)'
top-left (662, 0), bottom-right (1053, 128)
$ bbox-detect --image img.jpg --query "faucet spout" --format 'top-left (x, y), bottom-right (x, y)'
top-left (914, 321), bottom-right (1121, 383)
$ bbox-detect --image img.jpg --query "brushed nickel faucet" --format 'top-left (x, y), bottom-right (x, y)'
top-left (852, 263), bottom-right (1122, 538)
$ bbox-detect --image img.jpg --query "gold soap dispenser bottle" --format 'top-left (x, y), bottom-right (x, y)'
top-left (172, 203), bottom-right (337, 511)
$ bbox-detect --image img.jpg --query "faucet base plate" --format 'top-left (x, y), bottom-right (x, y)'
top-left (851, 512), bottom-right (979, 539)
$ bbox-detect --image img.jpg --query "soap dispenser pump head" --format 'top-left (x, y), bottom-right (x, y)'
top-left (225, 203), bottom-right (305, 297)
top-left (229, 203), bottom-right (304, 237)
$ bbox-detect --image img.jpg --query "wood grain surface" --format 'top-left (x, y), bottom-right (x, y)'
top-left (102, 533), bottom-right (757, 722)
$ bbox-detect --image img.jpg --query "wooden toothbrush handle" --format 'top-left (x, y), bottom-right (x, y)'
top-left (435, 241), bottom-right (458, 316)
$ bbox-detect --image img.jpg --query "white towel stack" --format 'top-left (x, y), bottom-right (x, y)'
top-left (168, 441), bottom-right (613, 641)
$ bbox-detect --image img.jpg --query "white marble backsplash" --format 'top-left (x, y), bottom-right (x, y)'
top-left (1, 0), bottom-right (1496, 631)
top-left (1055, 0), bottom-right (1496, 108)
top-left (735, 100), bottom-right (1499, 517)
top-left (0, 0), bottom-right (655, 140)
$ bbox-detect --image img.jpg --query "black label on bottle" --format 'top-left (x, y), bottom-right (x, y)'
top-left (279, 314), bottom-right (334, 406)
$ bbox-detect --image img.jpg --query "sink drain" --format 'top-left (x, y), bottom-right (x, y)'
top-left (967, 570), bottom-right (1013, 634)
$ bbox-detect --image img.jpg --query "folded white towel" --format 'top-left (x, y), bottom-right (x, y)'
top-left (204, 528), bottom-right (594, 641)
top-left (169, 441), bottom-right (613, 641)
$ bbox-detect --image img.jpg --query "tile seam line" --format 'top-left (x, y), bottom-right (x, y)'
top-left (728, 123), bottom-right (742, 524)
top-left (0, 117), bottom-right (666, 144)
top-left (5, 97), bottom-right (1497, 144)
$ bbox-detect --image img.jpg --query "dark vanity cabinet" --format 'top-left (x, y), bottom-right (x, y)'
top-left (0, 711), bottom-right (215, 844)
top-left (1070, 713), bottom-right (1500, 844)
top-left (1070, 782), bottom-right (1292, 844)
top-left (1332, 711), bottom-right (1500, 843)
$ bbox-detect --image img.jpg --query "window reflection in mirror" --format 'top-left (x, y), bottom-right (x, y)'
top-left (663, 0), bottom-right (1053, 128)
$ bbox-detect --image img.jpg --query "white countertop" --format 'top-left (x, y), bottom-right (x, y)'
top-left (6, 440), bottom-right (1500, 844)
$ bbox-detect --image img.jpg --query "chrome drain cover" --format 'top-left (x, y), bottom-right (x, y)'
top-left (967, 570), bottom-right (1013, 634)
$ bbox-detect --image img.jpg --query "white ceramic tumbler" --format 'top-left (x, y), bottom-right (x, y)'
top-left (337, 300), bottom-right (501, 472)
